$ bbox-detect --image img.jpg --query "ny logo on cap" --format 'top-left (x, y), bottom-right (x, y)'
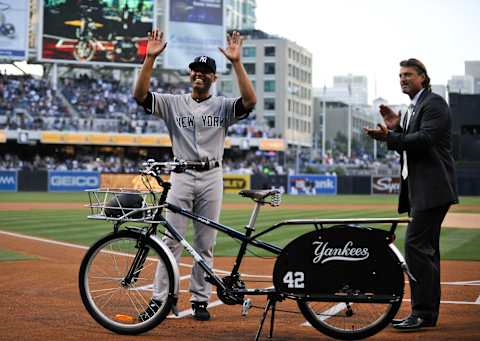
top-left (199, 56), bottom-right (207, 63)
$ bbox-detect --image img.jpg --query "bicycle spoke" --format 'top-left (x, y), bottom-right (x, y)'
top-left (97, 289), bottom-right (119, 310)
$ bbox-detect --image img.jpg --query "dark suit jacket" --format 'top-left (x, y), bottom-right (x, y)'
top-left (386, 89), bottom-right (458, 213)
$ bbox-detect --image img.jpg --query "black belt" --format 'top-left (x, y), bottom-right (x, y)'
top-left (195, 160), bottom-right (221, 172)
top-left (175, 159), bottom-right (221, 172)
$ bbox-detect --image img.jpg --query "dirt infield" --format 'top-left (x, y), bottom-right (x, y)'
top-left (0, 231), bottom-right (479, 341)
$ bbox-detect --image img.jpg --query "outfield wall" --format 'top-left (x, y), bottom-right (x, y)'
top-left (2, 170), bottom-right (479, 195)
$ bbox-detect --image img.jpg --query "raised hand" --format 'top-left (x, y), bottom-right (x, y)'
top-left (219, 31), bottom-right (243, 63)
top-left (379, 104), bottom-right (400, 129)
top-left (146, 29), bottom-right (167, 58)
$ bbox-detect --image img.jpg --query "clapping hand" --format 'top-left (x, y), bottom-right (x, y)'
top-left (363, 124), bottom-right (389, 141)
top-left (379, 104), bottom-right (400, 129)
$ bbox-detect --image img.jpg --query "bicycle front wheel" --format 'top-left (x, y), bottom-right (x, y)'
top-left (298, 297), bottom-right (402, 340)
top-left (79, 230), bottom-right (176, 335)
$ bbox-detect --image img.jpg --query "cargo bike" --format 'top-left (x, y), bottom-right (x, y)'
top-left (79, 160), bottom-right (413, 340)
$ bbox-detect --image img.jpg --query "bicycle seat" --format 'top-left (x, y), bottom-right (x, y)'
top-left (238, 189), bottom-right (279, 201)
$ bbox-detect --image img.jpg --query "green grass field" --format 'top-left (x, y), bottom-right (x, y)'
top-left (0, 192), bottom-right (479, 261)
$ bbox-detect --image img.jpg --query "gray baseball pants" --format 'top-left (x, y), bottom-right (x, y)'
top-left (153, 167), bottom-right (223, 303)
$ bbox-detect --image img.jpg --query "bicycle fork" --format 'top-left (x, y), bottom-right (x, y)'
top-left (121, 239), bottom-right (150, 287)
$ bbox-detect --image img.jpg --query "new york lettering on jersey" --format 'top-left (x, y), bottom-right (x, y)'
top-left (174, 114), bottom-right (225, 129)
top-left (175, 115), bottom-right (195, 128)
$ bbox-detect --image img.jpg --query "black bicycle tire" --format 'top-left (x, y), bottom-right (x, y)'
top-left (297, 261), bottom-right (404, 339)
top-left (78, 230), bottom-right (176, 335)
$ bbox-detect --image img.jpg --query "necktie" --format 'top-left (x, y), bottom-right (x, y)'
top-left (401, 104), bottom-right (415, 180)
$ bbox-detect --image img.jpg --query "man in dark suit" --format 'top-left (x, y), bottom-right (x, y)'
top-left (364, 58), bottom-right (458, 330)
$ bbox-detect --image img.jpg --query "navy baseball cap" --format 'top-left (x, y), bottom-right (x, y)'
top-left (189, 56), bottom-right (216, 74)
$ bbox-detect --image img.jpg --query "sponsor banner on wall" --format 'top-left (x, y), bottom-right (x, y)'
top-left (48, 171), bottom-right (100, 192)
top-left (223, 174), bottom-right (250, 193)
top-left (0, 170), bottom-right (17, 192)
top-left (38, 0), bottom-right (155, 66)
top-left (0, 0), bottom-right (29, 60)
top-left (371, 176), bottom-right (400, 195)
top-left (40, 131), bottom-right (173, 146)
top-left (164, 0), bottom-right (226, 72)
top-left (288, 175), bottom-right (337, 195)
top-left (100, 173), bottom-right (169, 190)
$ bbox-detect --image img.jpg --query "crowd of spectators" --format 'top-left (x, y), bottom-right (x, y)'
top-left (0, 75), bottom-right (71, 130)
top-left (1, 74), bottom-right (399, 175)
top-left (0, 150), bottom-right (400, 177)
top-left (0, 74), bottom-right (277, 138)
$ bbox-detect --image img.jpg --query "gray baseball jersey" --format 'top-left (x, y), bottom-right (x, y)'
top-left (141, 91), bottom-right (250, 304)
top-left (146, 92), bottom-right (244, 161)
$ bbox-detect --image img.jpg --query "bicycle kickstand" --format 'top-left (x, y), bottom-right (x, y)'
top-left (254, 294), bottom-right (278, 341)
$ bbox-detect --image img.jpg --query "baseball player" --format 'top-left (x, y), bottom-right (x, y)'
top-left (133, 30), bottom-right (256, 321)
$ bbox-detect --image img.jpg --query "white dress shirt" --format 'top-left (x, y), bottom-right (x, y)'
top-left (401, 88), bottom-right (424, 180)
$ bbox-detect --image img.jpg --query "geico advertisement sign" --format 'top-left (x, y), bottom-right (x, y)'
top-left (48, 171), bottom-right (100, 192)
top-left (0, 171), bottom-right (17, 192)
top-left (371, 176), bottom-right (400, 194)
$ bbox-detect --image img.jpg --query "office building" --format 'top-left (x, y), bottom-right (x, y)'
top-left (219, 29), bottom-right (313, 147)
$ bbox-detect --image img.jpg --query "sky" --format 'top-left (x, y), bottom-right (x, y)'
top-left (255, 0), bottom-right (480, 105)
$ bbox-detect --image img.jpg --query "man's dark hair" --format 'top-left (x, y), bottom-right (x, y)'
top-left (400, 58), bottom-right (431, 91)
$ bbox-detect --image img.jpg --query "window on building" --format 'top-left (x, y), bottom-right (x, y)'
top-left (288, 117), bottom-right (291, 129)
top-left (264, 98), bottom-right (275, 110)
top-left (265, 116), bottom-right (275, 129)
top-left (264, 62), bottom-right (275, 75)
top-left (243, 63), bottom-right (256, 74)
top-left (264, 80), bottom-right (276, 92)
top-left (225, 63), bottom-right (232, 74)
top-left (243, 46), bottom-right (256, 58)
top-left (264, 46), bottom-right (276, 57)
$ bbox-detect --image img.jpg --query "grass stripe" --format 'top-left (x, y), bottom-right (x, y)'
top-left (0, 193), bottom-right (478, 260)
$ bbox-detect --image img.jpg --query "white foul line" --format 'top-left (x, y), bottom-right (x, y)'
top-left (0, 230), bottom-right (89, 250)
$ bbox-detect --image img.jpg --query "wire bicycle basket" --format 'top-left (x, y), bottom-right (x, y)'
top-left (86, 188), bottom-right (164, 222)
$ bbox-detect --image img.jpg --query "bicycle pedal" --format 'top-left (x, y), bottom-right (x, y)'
top-left (241, 298), bottom-right (252, 316)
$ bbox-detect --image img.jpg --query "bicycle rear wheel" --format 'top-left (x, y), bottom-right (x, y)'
top-left (298, 296), bottom-right (402, 340)
top-left (79, 230), bottom-right (175, 335)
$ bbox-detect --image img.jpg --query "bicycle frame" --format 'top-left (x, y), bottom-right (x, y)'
top-left (139, 198), bottom-right (410, 297)
top-left (94, 161), bottom-right (411, 300)
top-left (149, 200), bottom-right (282, 294)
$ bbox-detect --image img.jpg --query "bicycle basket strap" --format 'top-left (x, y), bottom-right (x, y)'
top-left (272, 225), bottom-right (403, 298)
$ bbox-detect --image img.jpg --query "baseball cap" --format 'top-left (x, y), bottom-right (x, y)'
top-left (189, 56), bottom-right (216, 74)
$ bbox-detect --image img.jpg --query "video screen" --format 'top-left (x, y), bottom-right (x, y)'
top-left (170, 0), bottom-right (223, 26)
top-left (40, 0), bottom-right (155, 65)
